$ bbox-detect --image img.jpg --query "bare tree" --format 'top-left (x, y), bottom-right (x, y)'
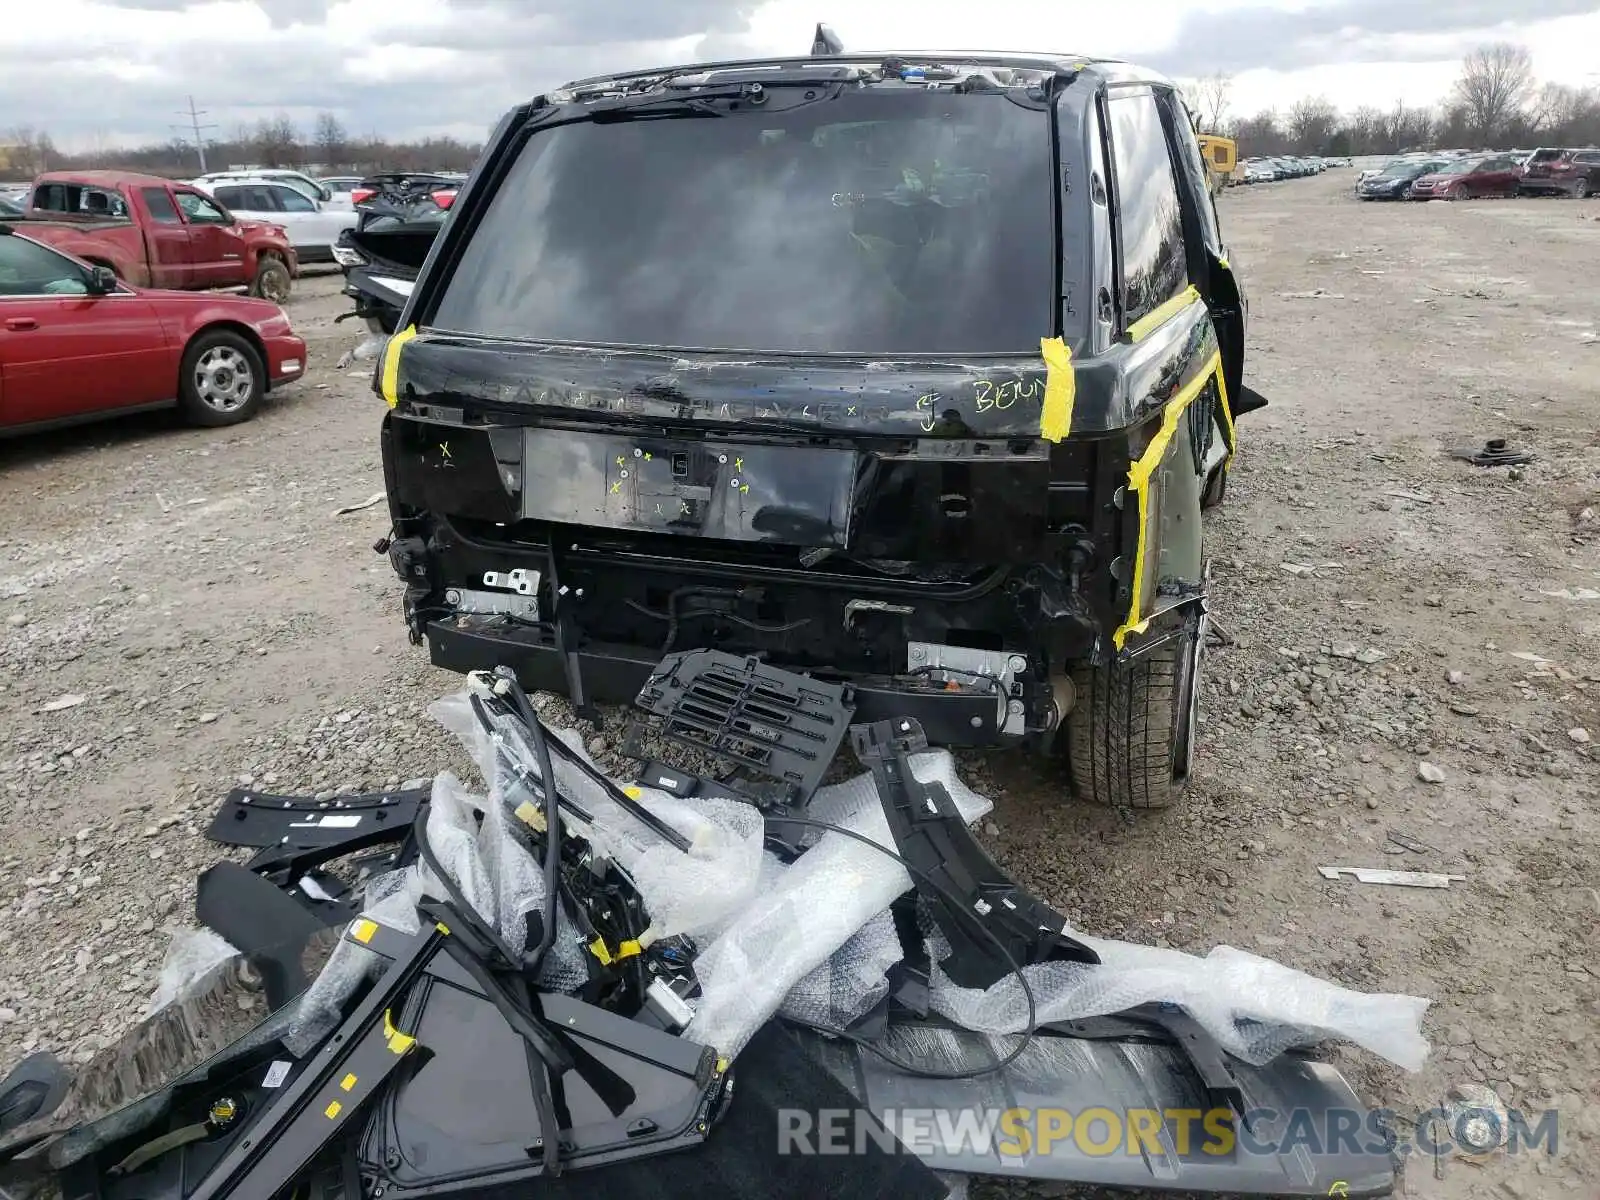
top-left (253, 113), bottom-right (301, 168)
top-left (1345, 106), bottom-right (1386, 154)
top-left (3, 126), bottom-right (57, 176)
top-left (1287, 96), bottom-right (1339, 151)
top-left (1231, 110), bottom-right (1285, 157)
top-left (314, 112), bottom-right (348, 171)
top-left (1452, 43), bottom-right (1534, 143)
top-left (1190, 73), bottom-right (1233, 133)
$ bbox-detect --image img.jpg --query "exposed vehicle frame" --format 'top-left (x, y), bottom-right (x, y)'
top-left (376, 49), bottom-right (1263, 810)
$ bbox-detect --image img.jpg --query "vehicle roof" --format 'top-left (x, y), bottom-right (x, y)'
top-left (199, 168), bottom-right (311, 178)
top-left (33, 170), bottom-right (181, 189)
top-left (555, 52), bottom-right (1175, 95)
top-left (198, 177), bottom-right (301, 188)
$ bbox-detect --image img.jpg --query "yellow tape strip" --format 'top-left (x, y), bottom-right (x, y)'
top-left (383, 1009), bottom-right (417, 1056)
top-left (324, 1100), bottom-right (343, 1120)
top-left (380, 324), bottom-right (418, 408)
top-left (1214, 359), bottom-right (1238, 471)
top-left (1125, 284), bottom-right (1201, 344)
top-left (1112, 351), bottom-right (1224, 650)
top-left (349, 918), bottom-right (378, 945)
top-left (589, 937), bottom-right (613, 966)
top-left (1038, 336), bottom-right (1075, 443)
top-left (615, 940), bottom-right (642, 960)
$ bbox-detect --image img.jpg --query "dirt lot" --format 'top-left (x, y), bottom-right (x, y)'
top-left (3, 173), bottom-right (1597, 1199)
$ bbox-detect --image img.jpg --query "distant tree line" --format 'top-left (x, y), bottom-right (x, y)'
top-left (1, 111), bottom-right (481, 182)
top-left (1186, 43), bottom-right (1600, 158)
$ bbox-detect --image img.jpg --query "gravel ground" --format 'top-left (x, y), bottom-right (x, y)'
top-left (3, 174), bottom-right (1598, 1199)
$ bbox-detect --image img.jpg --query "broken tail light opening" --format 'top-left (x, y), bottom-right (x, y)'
top-left (432, 189), bottom-right (458, 209)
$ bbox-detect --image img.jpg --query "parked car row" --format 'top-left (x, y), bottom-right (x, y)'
top-left (1237, 155), bottom-right (1336, 184)
top-left (1356, 146), bottom-right (1598, 200)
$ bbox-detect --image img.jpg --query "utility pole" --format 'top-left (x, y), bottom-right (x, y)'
top-left (177, 95), bottom-right (218, 173)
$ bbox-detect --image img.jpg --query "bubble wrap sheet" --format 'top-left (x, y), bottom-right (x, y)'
top-left (927, 933), bottom-right (1431, 1071)
top-left (285, 686), bottom-right (1429, 1076)
top-left (684, 750), bottom-right (990, 1057)
top-left (431, 692), bottom-right (767, 946)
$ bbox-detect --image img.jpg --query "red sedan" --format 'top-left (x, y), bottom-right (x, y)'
top-left (0, 225), bottom-right (305, 434)
top-left (1406, 154), bottom-right (1524, 201)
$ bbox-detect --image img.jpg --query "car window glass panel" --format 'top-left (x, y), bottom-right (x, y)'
top-left (176, 192), bottom-right (230, 223)
top-left (0, 237), bottom-right (91, 296)
top-left (432, 90), bottom-right (1055, 355)
top-left (142, 187), bottom-right (182, 223)
top-left (1107, 89), bottom-right (1189, 330)
top-left (275, 186), bottom-right (316, 213)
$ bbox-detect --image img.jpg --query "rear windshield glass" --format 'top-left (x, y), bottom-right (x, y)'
top-left (432, 89), bottom-right (1054, 355)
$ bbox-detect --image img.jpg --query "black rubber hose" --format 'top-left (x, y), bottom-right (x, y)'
top-left (493, 668), bottom-right (562, 975)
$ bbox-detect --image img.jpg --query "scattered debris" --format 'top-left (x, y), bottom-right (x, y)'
top-left (1279, 289), bottom-right (1347, 300)
top-left (1450, 438), bottom-right (1533, 468)
top-left (1383, 489), bottom-right (1437, 504)
top-left (1319, 867), bottom-right (1465, 889)
top-left (40, 694), bottom-right (87, 713)
top-left (332, 492), bottom-right (386, 517)
top-left (1434, 1083), bottom-right (1511, 1163)
top-left (1280, 562), bottom-right (1318, 577)
top-left (1541, 587), bottom-right (1600, 601)
top-left (1417, 762), bottom-right (1447, 784)
top-left (1571, 728), bottom-right (1591, 745)
top-left (1384, 830), bottom-right (1439, 856)
top-left (1356, 648), bottom-right (1388, 664)
top-left (1510, 652), bottom-right (1552, 665)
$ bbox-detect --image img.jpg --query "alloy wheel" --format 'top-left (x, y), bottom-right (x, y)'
top-left (193, 346), bottom-right (255, 414)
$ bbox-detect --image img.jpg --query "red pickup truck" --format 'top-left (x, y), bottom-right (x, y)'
top-left (4, 171), bottom-right (298, 301)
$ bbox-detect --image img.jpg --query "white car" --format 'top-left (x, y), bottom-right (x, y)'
top-left (317, 176), bottom-right (365, 213)
top-left (197, 178), bottom-right (356, 265)
top-left (192, 169), bottom-right (330, 206)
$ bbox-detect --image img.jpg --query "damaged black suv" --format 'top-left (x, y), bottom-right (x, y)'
top-left (378, 46), bottom-right (1260, 808)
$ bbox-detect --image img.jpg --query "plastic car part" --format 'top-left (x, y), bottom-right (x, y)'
top-left (1450, 437), bottom-right (1533, 467)
top-left (205, 783), bottom-right (426, 878)
top-left (195, 863), bottom-right (330, 1009)
top-left (0, 1052), bottom-right (70, 1137)
top-left (630, 649), bottom-right (855, 807)
top-left (844, 717), bottom-right (1099, 988)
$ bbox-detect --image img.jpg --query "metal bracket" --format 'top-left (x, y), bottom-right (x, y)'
top-left (906, 642), bottom-right (1026, 736)
top-left (482, 568), bottom-right (540, 596)
top-left (448, 586), bottom-right (539, 621)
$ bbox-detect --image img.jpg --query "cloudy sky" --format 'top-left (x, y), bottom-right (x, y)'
top-left (4, 0), bottom-right (1600, 152)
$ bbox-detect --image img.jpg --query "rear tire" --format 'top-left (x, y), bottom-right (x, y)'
top-left (1575, 179), bottom-right (1591, 200)
top-left (178, 330), bottom-right (264, 428)
top-left (1066, 629), bottom-right (1202, 811)
top-left (249, 256), bottom-right (291, 303)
